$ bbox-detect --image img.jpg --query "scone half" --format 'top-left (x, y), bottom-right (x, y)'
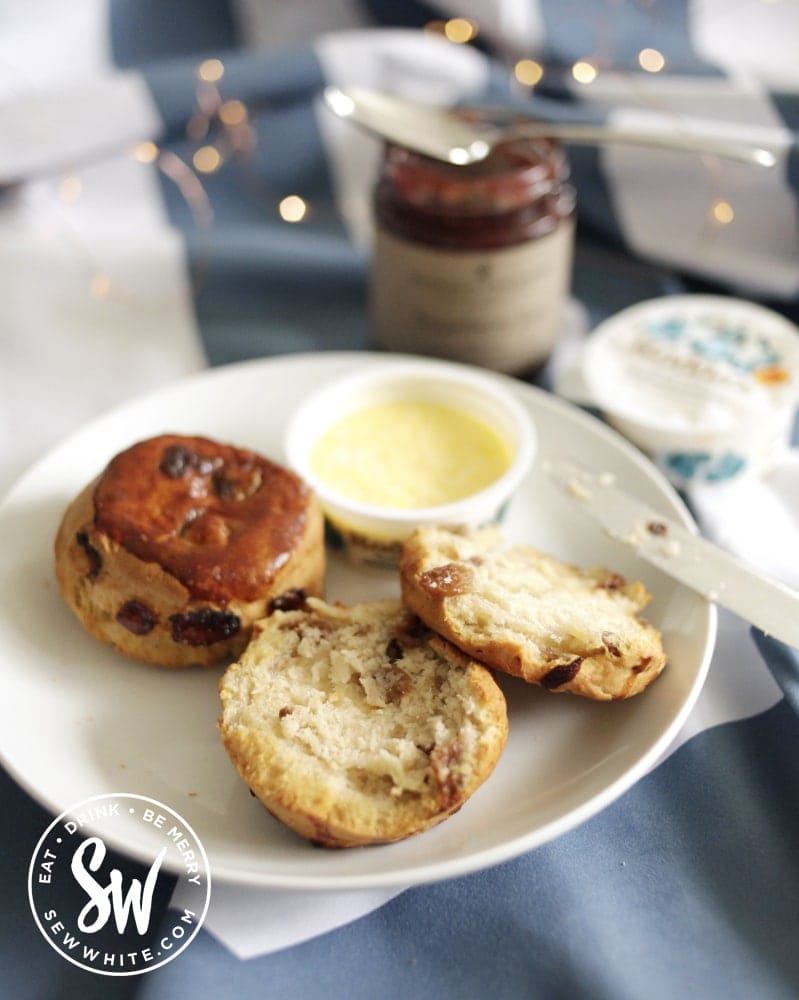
top-left (400, 526), bottom-right (667, 701)
top-left (218, 598), bottom-right (508, 848)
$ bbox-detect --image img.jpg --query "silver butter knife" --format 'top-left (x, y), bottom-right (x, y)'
top-left (544, 458), bottom-right (799, 649)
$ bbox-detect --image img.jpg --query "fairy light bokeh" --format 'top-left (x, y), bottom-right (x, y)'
top-left (514, 59), bottom-right (544, 87)
top-left (711, 199), bottom-right (735, 225)
top-left (197, 58), bottom-right (224, 84)
top-left (192, 145), bottom-right (223, 174)
top-left (638, 47), bottom-right (666, 72)
top-left (278, 196), bottom-right (308, 223)
top-left (443, 17), bottom-right (478, 43)
top-left (57, 175), bottom-right (82, 203)
top-left (133, 141), bottom-right (159, 164)
top-left (572, 60), bottom-right (599, 85)
top-left (219, 100), bottom-right (247, 127)
top-left (39, 7), bottom-right (768, 304)
top-left (89, 272), bottom-right (112, 300)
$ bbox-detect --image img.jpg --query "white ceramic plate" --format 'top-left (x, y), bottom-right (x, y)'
top-left (0, 352), bottom-right (716, 889)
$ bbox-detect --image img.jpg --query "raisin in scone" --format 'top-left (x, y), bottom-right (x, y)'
top-left (54, 434), bottom-right (325, 668)
top-left (400, 525), bottom-right (666, 700)
top-left (218, 598), bottom-right (508, 848)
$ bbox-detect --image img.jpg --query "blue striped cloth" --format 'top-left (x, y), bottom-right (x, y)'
top-left (114, 0), bottom-right (799, 365)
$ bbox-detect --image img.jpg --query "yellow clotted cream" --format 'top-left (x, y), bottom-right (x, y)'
top-left (309, 399), bottom-right (513, 509)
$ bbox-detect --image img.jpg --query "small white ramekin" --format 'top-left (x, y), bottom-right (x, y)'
top-left (284, 359), bottom-right (536, 565)
top-left (580, 295), bottom-right (799, 487)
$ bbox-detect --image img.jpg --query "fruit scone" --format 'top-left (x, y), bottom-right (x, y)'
top-left (55, 433), bottom-right (325, 667)
top-left (399, 525), bottom-right (667, 700)
top-left (218, 597), bottom-right (508, 847)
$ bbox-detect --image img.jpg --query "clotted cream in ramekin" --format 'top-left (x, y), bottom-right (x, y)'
top-left (284, 359), bottom-right (536, 566)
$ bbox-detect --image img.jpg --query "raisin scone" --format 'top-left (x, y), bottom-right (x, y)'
top-left (218, 598), bottom-right (508, 848)
top-left (54, 434), bottom-right (325, 668)
top-left (399, 525), bottom-right (666, 700)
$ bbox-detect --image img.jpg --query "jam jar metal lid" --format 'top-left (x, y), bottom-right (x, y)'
top-left (379, 135), bottom-right (572, 215)
top-left (374, 122), bottom-right (576, 250)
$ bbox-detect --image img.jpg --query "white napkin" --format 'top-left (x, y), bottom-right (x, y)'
top-left (0, 1), bottom-right (204, 497)
top-left (651, 453), bottom-right (799, 753)
top-left (172, 880), bottom-right (405, 960)
top-left (689, 449), bottom-right (799, 591)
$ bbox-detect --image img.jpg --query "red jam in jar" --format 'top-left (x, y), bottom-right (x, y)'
top-left (371, 134), bottom-right (576, 374)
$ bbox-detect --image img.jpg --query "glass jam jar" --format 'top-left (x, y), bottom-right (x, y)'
top-left (371, 133), bottom-right (576, 375)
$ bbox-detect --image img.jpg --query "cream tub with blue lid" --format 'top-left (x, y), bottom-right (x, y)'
top-left (581, 295), bottom-right (799, 486)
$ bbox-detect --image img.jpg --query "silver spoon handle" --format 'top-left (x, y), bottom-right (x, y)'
top-left (501, 120), bottom-right (778, 167)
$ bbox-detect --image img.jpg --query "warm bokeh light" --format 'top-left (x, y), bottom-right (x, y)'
top-left (278, 195), bottom-right (308, 223)
top-left (89, 272), bottom-right (111, 299)
top-left (514, 59), bottom-right (544, 86)
top-left (197, 58), bottom-right (225, 83)
top-left (57, 175), bottom-right (82, 202)
top-left (444, 17), bottom-right (478, 43)
top-left (192, 146), bottom-right (223, 174)
top-left (219, 99), bottom-right (248, 126)
top-left (572, 60), bottom-right (598, 84)
top-left (133, 141), bottom-right (159, 164)
top-left (638, 47), bottom-right (666, 72)
top-left (711, 199), bottom-right (735, 224)
top-left (422, 19), bottom-right (447, 35)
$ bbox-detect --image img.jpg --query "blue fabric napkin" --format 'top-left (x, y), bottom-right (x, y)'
top-left (753, 629), bottom-right (799, 715)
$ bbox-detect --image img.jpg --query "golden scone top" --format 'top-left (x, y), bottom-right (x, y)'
top-left (55, 432), bottom-right (325, 668)
top-left (93, 434), bottom-right (315, 604)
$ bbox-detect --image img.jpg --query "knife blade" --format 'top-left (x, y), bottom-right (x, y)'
top-left (544, 458), bottom-right (799, 649)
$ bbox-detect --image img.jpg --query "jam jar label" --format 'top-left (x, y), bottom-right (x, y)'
top-left (371, 218), bottom-right (574, 374)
